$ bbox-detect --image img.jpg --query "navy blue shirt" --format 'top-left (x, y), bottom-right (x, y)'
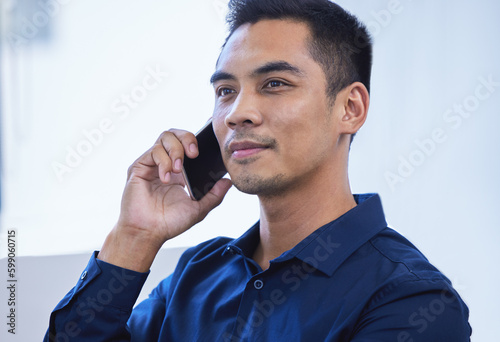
top-left (46, 194), bottom-right (471, 341)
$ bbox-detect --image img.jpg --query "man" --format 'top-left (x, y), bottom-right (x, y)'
top-left (46, 0), bottom-right (471, 341)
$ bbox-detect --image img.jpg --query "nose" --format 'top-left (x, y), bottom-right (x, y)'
top-left (224, 91), bottom-right (263, 129)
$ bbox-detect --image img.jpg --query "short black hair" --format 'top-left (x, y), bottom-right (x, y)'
top-left (224, 0), bottom-right (373, 100)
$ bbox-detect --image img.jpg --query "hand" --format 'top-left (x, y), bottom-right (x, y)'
top-left (98, 129), bottom-right (232, 272)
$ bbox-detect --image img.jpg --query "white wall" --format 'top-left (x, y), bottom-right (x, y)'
top-left (0, 0), bottom-right (259, 257)
top-left (1, 0), bottom-right (498, 341)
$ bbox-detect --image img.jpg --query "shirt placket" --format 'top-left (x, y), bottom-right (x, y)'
top-left (224, 254), bottom-right (273, 342)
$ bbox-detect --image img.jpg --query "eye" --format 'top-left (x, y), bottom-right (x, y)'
top-left (217, 87), bottom-right (236, 97)
top-left (266, 80), bottom-right (286, 88)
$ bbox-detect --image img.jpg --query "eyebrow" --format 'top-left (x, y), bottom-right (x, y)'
top-left (210, 61), bottom-right (304, 85)
top-left (251, 61), bottom-right (304, 78)
top-left (210, 71), bottom-right (236, 85)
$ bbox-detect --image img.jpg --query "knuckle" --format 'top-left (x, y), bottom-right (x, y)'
top-left (158, 129), bottom-right (196, 158)
top-left (158, 130), bottom-right (176, 142)
top-left (152, 141), bottom-right (164, 151)
top-left (159, 130), bottom-right (170, 139)
top-left (167, 128), bottom-right (186, 139)
top-left (126, 165), bottom-right (133, 178)
top-left (127, 164), bottom-right (134, 174)
top-left (127, 163), bottom-right (140, 178)
top-left (170, 128), bottom-right (193, 141)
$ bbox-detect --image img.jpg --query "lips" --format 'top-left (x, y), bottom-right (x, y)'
top-left (229, 140), bottom-right (270, 159)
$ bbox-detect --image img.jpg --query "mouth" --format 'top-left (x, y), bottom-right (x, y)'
top-left (229, 140), bottom-right (270, 159)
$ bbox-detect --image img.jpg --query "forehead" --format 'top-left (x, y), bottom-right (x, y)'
top-left (216, 19), bottom-right (318, 75)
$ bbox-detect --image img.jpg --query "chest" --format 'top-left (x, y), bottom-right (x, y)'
top-left (161, 259), bottom-right (376, 341)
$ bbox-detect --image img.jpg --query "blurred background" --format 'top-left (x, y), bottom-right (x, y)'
top-left (0, 0), bottom-right (498, 340)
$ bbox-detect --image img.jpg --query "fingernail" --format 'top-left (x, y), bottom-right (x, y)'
top-left (189, 144), bottom-right (197, 154)
top-left (175, 159), bottom-right (182, 171)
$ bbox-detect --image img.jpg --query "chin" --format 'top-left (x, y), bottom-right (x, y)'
top-left (232, 173), bottom-right (287, 197)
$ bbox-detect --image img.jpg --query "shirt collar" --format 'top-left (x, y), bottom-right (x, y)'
top-left (223, 193), bottom-right (387, 277)
top-left (292, 193), bottom-right (387, 276)
top-left (222, 221), bottom-right (260, 257)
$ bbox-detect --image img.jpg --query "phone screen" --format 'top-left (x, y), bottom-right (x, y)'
top-left (182, 120), bottom-right (227, 200)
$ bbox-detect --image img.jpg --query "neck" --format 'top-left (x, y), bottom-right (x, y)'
top-left (253, 155), bottom-right (356, 270)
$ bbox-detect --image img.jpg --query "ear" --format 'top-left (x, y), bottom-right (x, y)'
top-left (337, 82), bottom-right (369, 136)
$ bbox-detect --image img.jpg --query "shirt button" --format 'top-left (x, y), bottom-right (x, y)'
top-left (254, 279), bottom-right (264, 290)
top-left (80, 271), bottom-right (88, 280)
top-left (226, 246), bottom-right (235, 254)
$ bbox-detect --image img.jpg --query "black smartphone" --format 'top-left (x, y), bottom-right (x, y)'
top-left (182, 120), bottom-right (227, 201)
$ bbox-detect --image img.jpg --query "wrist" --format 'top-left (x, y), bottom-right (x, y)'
top-left (97, 224), bottom-right (164, 273)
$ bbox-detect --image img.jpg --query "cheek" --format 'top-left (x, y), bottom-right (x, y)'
top-left (272, 99), bottom-right (330, 140)
top-left (212, 115), bottom-right (228, 150)
top-left (276, 114), bottom-right (333, 164)
top-left (272, 117), bottom-right (318, 163)
top-left (283, 125), bottom-right (315, 157)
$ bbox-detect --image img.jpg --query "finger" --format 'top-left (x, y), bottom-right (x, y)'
top-left (126, 144), bottom-right (169, 182)
top-left (169, 170), bottom-right (187, 187)
top-left (127, 131), bottom-right (183, 183)
top-left (150, 143), bottom-right (174, 183)
top-left (168, 129), bottom-right (199, 161)
top-left (155, 130), bottom-right (189, 178)
top-left (196, 178), bottom-right (233, 218)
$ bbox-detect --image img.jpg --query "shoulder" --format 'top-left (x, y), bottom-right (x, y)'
top-left (351, 228), bottom-right (471, 340)
top-left (339, 226), bottom-right (465, 311)
top-left (363, 227), bottom-right (461, 304)
top-left (368, 227), bottom-right (448, 282)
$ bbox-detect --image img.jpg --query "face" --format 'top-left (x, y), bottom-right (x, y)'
top-left (211, 19), bottom-right (344, 197)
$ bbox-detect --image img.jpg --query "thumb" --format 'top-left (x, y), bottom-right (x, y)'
top-left (197, 178), bottom-right (233, 217)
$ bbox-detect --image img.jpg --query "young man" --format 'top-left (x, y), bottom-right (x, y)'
top-left (46, 0), bottom-right (471, 341)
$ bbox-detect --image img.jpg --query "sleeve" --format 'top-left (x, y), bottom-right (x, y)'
top-left (127, 275), bottom-right (172, 341)
top-left (44, 252), bottom-right (149, 342)
top-left (349, 279), bottom-right (472, 342)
